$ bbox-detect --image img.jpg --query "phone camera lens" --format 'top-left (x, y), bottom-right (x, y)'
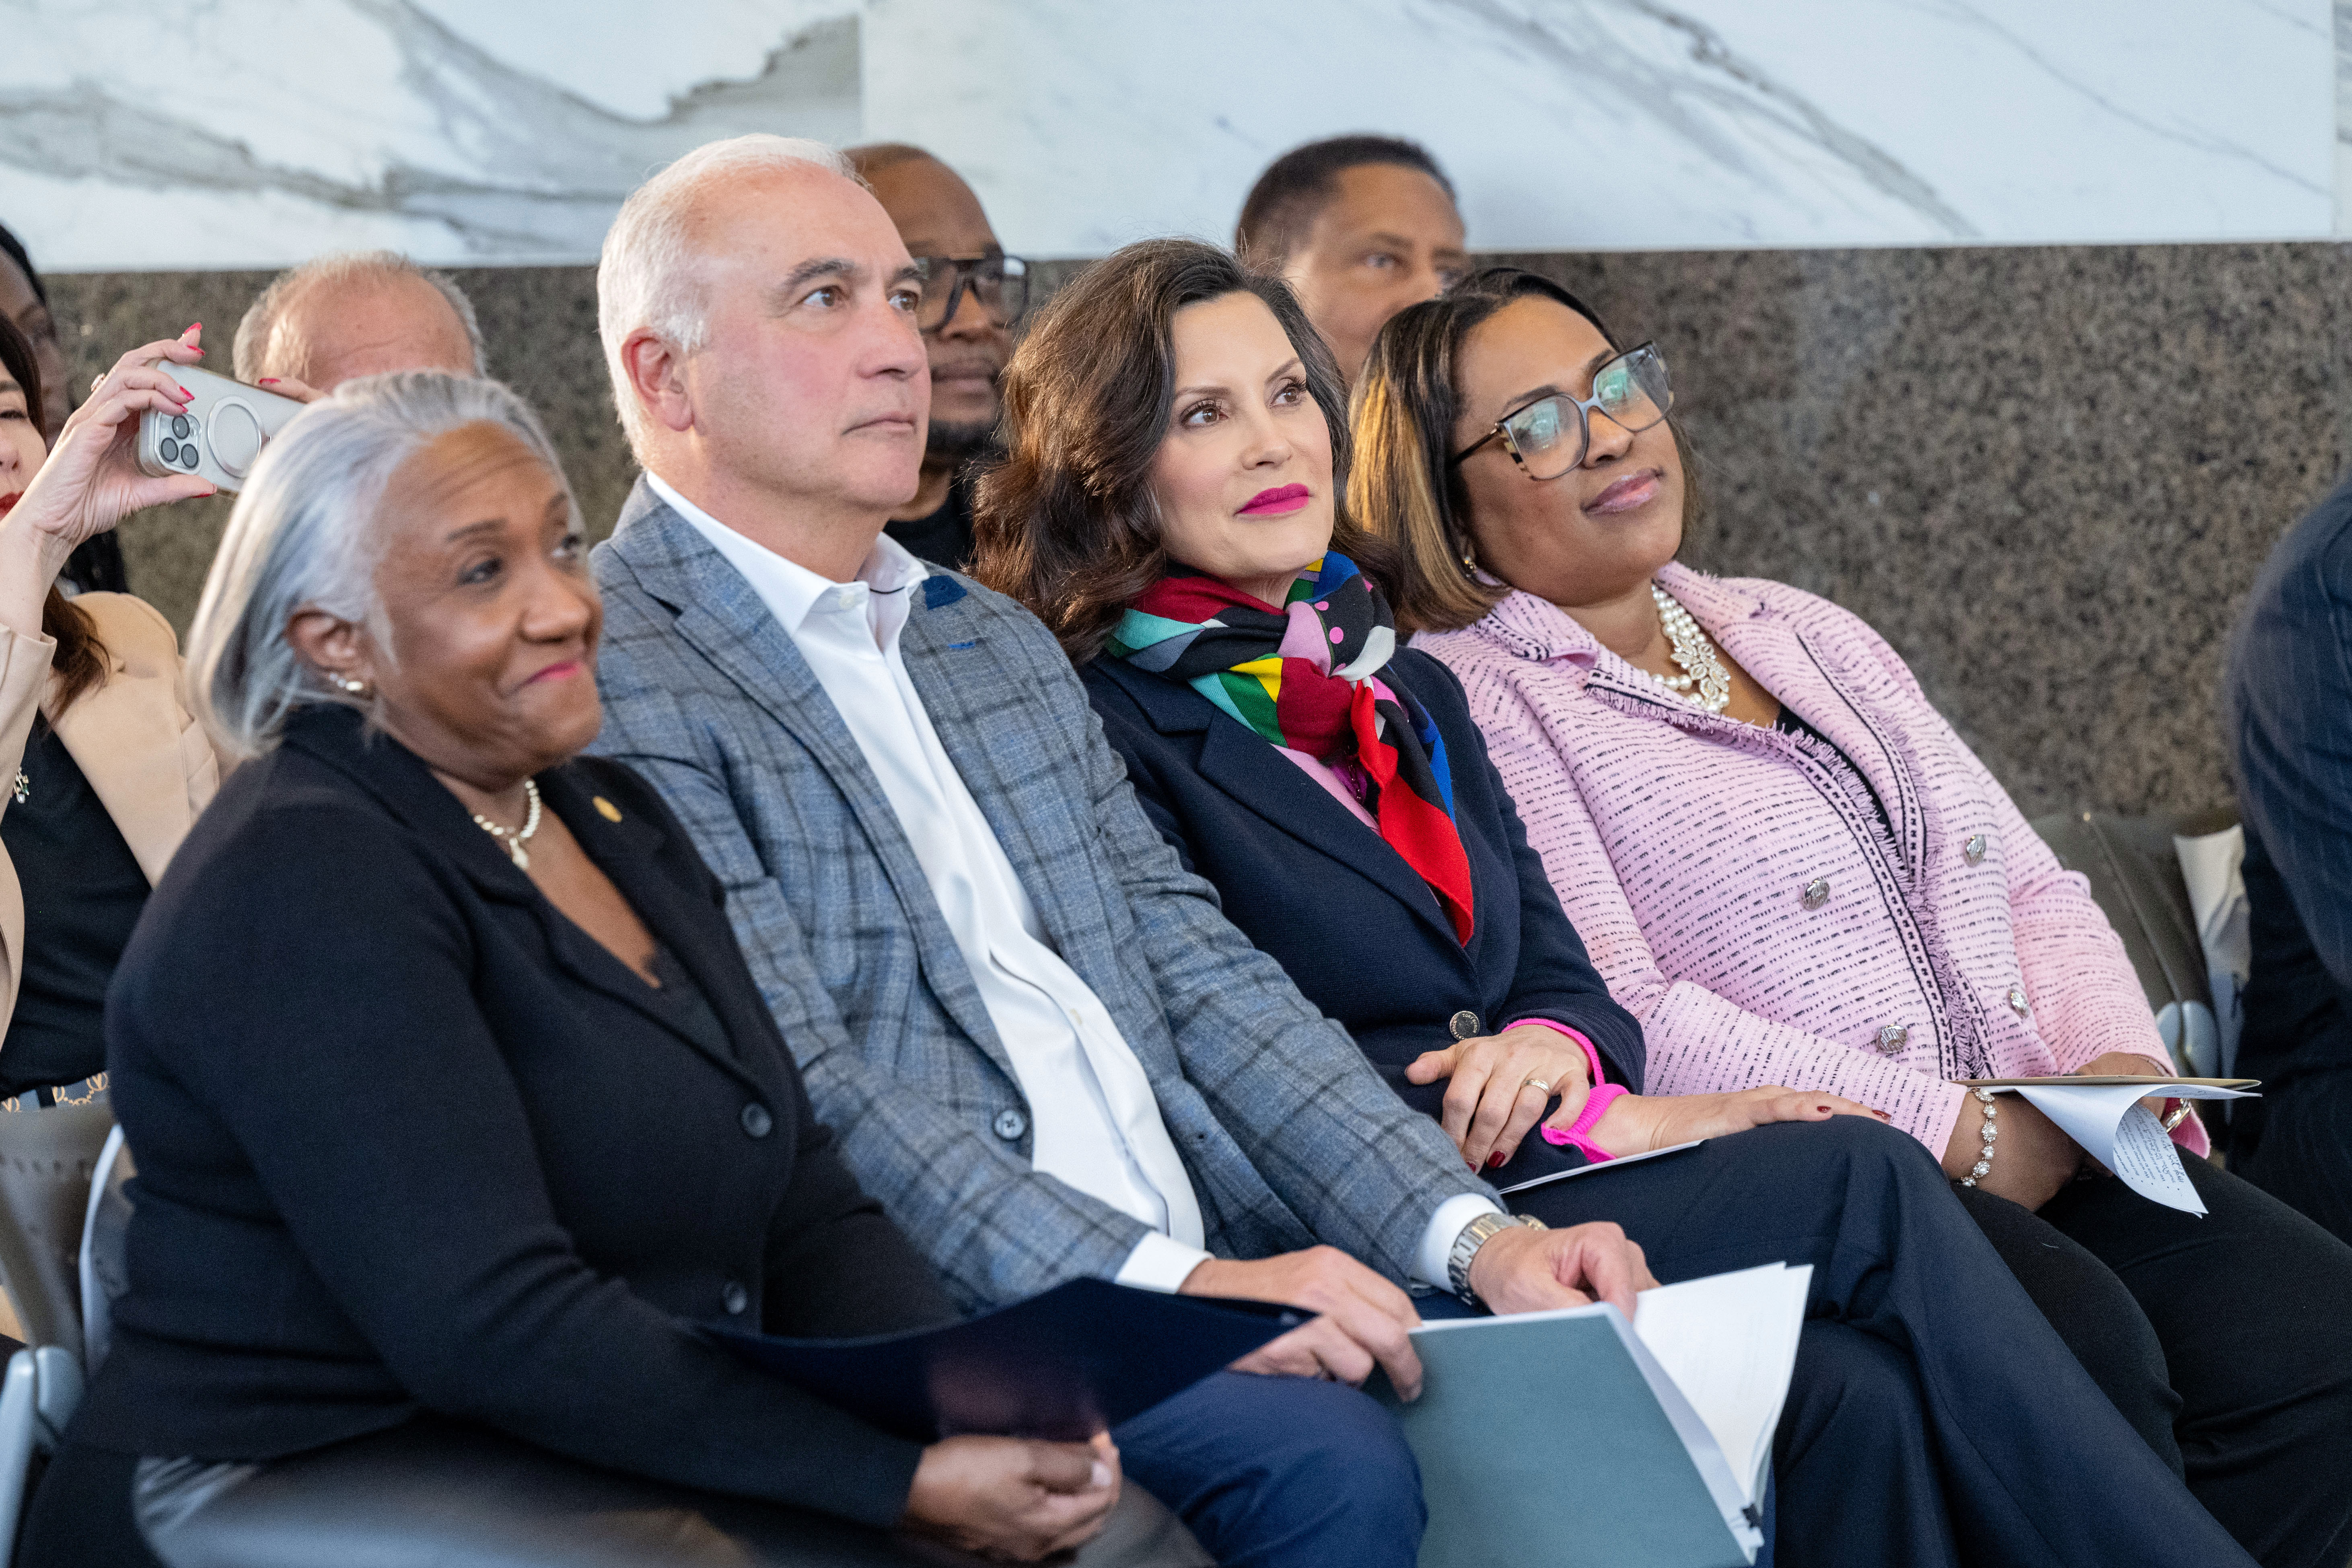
top-left (159, 438), bottom-right (181, 464)
top-left (178, 446), bottom-right (200, 470)
top-left (171, 416), bottom-right (190, 439)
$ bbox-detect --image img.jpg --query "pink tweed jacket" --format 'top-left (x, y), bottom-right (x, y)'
top-left (1415, 562), bottom-right (2204, 1164)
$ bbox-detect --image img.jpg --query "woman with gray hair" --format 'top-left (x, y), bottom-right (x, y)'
top-left (21, 371), bottom-right (1163, 1568)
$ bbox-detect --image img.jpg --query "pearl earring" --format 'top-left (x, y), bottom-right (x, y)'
top-left (327, 671), bottom-right (371, 697)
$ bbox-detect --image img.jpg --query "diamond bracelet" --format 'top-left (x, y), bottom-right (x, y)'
top-left (1959, 1086), bottom-right (1999, 1187)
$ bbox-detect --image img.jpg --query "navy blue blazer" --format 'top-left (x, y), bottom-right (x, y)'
top-left (2227, 473), bottom-right (2352, 1093)
top-left (1084, 648), bottom-right (1644, 1186)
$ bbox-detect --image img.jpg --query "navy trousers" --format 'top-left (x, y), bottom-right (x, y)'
top-left (1510, 1117), bottom-right (2257, 1568)
top-left (1114, 1370), bottom-right (1423, 1568)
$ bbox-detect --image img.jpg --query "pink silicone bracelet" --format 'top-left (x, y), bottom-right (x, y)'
top-left (1500, 1018), bottom-right (1623, 1161)
top-left (1542, 1083), bottom-right (1628, 1159)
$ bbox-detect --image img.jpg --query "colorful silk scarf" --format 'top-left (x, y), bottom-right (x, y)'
top-left (1107, 553), bottom-right (1477, 943)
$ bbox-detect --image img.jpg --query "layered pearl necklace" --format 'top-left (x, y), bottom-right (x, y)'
top-left (1647, 582), bottom-right (1732, 714)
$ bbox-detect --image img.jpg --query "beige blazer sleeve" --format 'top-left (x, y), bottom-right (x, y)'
top-left (0, 593), bottom-right (224, 1051)
top-left (0, 621), bottom-right (60, 1035)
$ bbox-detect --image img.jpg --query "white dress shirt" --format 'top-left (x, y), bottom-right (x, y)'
top-left (654, 477), bottom-right (1498, 1293)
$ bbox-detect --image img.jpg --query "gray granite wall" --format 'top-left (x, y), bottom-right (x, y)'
top-left (47, 241), bottom-right (2351, 820)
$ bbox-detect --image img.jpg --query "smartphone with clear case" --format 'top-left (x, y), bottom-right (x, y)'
top-left (135, 363), bottom-right (304, 493)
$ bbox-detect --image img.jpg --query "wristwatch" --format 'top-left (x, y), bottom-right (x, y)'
top-left (1446, 1211), bottom-right (1547, 1308)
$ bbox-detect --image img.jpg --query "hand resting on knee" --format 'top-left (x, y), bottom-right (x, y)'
top-left (902, 1432), bottom-right (1122, 1562)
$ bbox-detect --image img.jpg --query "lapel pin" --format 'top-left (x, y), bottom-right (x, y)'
top-left (593, 796), bottom-right (623, 822)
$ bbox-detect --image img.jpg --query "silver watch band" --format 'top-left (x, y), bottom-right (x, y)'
top-left (1445, 1211), bottom-right (1545, 1307)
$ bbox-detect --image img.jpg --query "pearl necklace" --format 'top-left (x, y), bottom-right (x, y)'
top-left (1648, 583), bottom-right (1732, 714)
top-left (473, 778), bottom-right (543, 870)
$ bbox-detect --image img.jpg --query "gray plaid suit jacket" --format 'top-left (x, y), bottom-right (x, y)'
top-left (588, 479), bottom-right (1496, 1310)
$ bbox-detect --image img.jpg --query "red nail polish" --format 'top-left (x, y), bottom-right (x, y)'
top-left (178, 386), bottom-right (191, 398)
top-left (257, 378), bottom-right (278, 385)
top-left (1486, 1152), bottom-right (1506, 1169)
top-left (187, 322), bottom-right (202, 331)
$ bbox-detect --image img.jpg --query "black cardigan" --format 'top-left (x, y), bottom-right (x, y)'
top-left (1084, 648), bottom-right (1644, 1186)
top-left (73, 706), bottom-right (952, 1528)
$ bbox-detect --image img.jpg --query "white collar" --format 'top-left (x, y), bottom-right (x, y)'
top-left (646, 471), bottom-right (928, 642)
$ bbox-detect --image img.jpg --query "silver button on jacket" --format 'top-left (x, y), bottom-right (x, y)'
top-left (1964, 833), bottom-right (1990, 866)
top-left (1449, 1010), bottom-right (1483, 1040)
top-left (2007, 984), bottom-right (2031, 1017)
top-left (1801, 877), bottom-right (1831, 910)
top-left (1876, 1024), bottom-right (1909, 1055)
top-left (992, 1107), bottom-right (1029, 1142)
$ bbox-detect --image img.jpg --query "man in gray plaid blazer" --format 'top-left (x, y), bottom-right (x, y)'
top-left (586, 136), bottom-right (1653, 1568)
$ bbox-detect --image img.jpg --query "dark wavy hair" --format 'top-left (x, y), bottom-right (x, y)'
top-left (971, 238), bottom-right (1396, 662)
top-left (1351, 267), bottom-right (1702, 633)
top-left (0, 313), bottom-right (105, 714)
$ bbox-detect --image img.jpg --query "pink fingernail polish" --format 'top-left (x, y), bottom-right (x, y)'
top-left (257, 378), bottom-right (278, 385)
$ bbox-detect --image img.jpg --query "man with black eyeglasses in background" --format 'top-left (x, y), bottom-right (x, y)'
top-left (846, 144), bottom-right (1030, 570)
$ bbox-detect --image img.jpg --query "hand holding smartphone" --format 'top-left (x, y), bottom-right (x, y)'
top-left (135, 365), bottom-right (304, 493)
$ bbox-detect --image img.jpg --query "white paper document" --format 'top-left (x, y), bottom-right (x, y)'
top-left (1632, 1262), bottom-right (1814, 1516)
top-left (1996, 1082), bottom-right (2256, 1215)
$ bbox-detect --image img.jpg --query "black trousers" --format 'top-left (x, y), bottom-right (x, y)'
top-left (1508, 1117), bottom-right (2258, 1568)
top-left (1957, 1150), bottom-right (2352, 1568)
top-left (2239, 1065), bottom-right (2352, 1248)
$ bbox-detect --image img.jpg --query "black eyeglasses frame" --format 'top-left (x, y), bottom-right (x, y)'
top-left (1447, 341), bottom-right (1673, 478)
top-left (908, 251), bottom-right (1033, 334)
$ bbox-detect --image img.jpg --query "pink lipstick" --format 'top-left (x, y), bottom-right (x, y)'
top-left (1585, 470), bottom-right (1661, 516)
top-left (1239, 483), bottom-right (1311, 517)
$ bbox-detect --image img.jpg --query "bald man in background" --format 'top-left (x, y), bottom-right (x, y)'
top-left (1235, 135), bottom-right (1467, 387)
top-left (847, 144), bottom-right (1026, 568)
top-left (233, 250), bottom-right (484, 395)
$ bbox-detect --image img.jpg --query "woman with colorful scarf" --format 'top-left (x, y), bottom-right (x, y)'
top-left (971, 238), bottom-right (2268, 1568)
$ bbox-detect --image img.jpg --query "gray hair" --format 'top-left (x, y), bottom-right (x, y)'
top-left (186, 371), bottom-right (578, 760)
top-left (597, 134), bottom-right (858, 462)
top-left (233, 251), bottom-right (488, 383)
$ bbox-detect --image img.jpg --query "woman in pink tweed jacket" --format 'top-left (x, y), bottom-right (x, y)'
top-left (1350, 267), bottom-right (2352, 1568)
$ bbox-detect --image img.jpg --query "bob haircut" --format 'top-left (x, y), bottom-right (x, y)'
top-left (1351, 267), bottom-right (1701, 633)
top-left (185, 370), bottom-right (580, 760)
top-left (971, 237), bottom-right (1396, 662)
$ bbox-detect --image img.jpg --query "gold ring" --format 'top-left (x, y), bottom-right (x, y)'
top-left (90, 373), bottom-right (106, 394)
top-left (2162, 1102), bottom-right (2192, 1132)
top-left (1521, 1076), bottom-right (1554, 1096)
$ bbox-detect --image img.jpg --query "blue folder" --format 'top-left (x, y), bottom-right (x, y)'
top-left (707, 1277), bottom-right (1303, 1442)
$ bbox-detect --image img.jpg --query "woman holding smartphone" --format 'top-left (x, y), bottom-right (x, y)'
top-left (0, 319), bottom-right (220, 1119)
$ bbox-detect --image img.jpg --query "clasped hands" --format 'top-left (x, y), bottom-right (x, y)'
top-left (1404, 1024), bottom-right (1886, 1173)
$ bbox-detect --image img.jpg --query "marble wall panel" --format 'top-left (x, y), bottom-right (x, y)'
top-left (2, 0), bottom-right (2337, 266)
top-left (867, 0), bottom-right (2333, 254)
top-left (47, 239), bottom-right (2349, 822)
top-left (2, 1), bottom-right (859, 268)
